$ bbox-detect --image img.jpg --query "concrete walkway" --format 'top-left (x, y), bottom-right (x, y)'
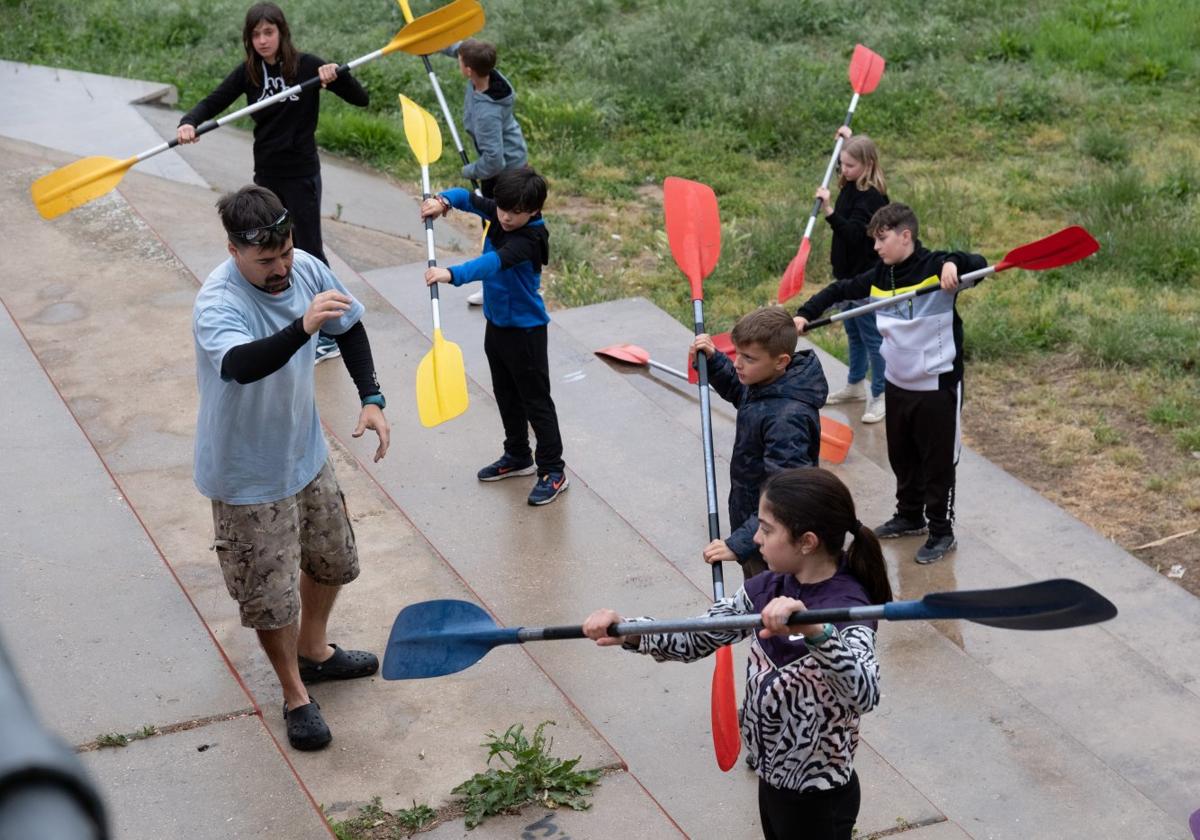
top-left (1, 61), bottom-right (1197, 839)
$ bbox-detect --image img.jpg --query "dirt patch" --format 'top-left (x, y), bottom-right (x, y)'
top-left (964, 354), bottom-right (1200, 596)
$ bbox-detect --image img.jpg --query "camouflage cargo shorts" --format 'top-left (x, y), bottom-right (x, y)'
top-left (211, 460), bottom-right (359, 630)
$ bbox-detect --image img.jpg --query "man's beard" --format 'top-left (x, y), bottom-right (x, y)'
top-left (262, 272), bottom-right (291, 294)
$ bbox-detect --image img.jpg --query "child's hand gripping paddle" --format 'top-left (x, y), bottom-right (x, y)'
top-left (777, 44), bottom-right (886, 304)
top-left (30, 0), bottom-right (485, 220)
top-left (662, 176), bottom-right (740, 772)
top-left (396, 0), bottom-right (479, 192)
top-left (593, 342), bottom-right (855, 464)
top-left (381, 579), bottom-right (1119, 680)
top-left (400, 94), bottom-right (470, 427)
top-left (800, 226), bottom-right (1101, 331)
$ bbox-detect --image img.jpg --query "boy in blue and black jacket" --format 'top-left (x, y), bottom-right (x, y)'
top-left (794, 203), bottom-right (987, 564)
top-left (421, 166), bottom-right (567, 507)
top-left (689, 306), bottom-right (827, 581)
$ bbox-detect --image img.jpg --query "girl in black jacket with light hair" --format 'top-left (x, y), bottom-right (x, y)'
top-left (816, 127), bottom-right (889, 423)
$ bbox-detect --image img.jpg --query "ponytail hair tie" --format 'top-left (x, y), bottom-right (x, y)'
top-left (851, 519), bottom-right (863, 533)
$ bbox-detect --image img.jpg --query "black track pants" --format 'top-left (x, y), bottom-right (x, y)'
top-left (757, 772), bottom-right (860, 840)
top-left (884, 381), bottom-right (961, 537)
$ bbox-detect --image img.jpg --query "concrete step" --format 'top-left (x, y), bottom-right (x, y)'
top-left (0, 59), bottom-right (203, 187)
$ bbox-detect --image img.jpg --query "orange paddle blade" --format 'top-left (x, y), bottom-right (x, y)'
top-left (849, 44), bottom-right (886, 95)
top-left (688, 333), bottom-right (737, 384)
top-left (594, 343), bottom-right (651, 366)
top-left (778, 237), bottom-right (811, 304)
top-left (819, 415), bottom-right (854, 464)
top-left (663, 177), bottom-right (721, 300)
top-left (711, 646), bottom-right (741, 771)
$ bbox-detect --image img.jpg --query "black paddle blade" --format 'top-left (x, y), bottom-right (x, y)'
top-left (896, 578), bottom-right (1117, 631)
top-left (382, 599), bottom-right (520, 680)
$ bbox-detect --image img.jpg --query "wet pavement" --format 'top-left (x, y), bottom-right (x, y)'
top-left (1, 60), bottom-right (1197, 839)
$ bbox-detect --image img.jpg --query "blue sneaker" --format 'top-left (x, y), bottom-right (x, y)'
top-left (528, 472), bottom-right (569, 506)
top-left (477, 453), bottom-right (536, 482)
top-left (314, 335), bottom-right (341, 365)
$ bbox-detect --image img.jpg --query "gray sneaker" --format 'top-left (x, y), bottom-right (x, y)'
top-left (915, 534), bottom-right (957, 564)
top-left (874, 515), bottom-right (928, 539)
top-left (825, 380), bottom-right (866, 404)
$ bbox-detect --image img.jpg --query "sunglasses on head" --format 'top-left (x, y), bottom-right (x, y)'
top-left (231, 210), bottom-right (292, 245)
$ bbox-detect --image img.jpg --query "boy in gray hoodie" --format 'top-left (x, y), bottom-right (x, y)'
top-left (455, 38), bottom-right (529, 198)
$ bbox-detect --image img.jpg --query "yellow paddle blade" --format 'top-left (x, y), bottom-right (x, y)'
top-left (30, 155), bottom-right (137, 220)
top-left (382, 0), bottom-right (484, 57)
top-left (416, 328), bottom-right (469, 427)
top-left (400, 94), bottom-right (443, 166)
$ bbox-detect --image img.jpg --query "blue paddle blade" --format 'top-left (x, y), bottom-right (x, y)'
top-left (884, 578), bottom-right (1117, 630)
top-left (382, 599), bottom-right (521, 680)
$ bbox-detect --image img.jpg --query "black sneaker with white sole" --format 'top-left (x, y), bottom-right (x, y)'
top-left (915, 533), bottom-right (957, 564)
top-left (477, 453), bottom-right (537, 481)
top-left (528, 472), bottom-right (569, 506)
top-left (873, 514), bottom-right (928, 539)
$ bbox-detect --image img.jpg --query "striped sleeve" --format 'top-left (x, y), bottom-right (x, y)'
top-left (805, 624), bottom-right (879, 714)
top-left (625, 589), bottom-right (755, 663)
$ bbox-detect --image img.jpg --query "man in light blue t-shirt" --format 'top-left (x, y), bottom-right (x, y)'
top-left (193, 185), bottom-right (390, 751)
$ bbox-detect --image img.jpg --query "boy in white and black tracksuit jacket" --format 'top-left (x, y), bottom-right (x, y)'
top-left (795, 204), bottom-right (987, 564)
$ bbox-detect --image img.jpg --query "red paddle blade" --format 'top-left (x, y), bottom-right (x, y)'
top-left (664, 176), bottom-right (721, 300)
top-left (778, 237), bottom-right (811, 303)
top-left (712, 332), bottom-right (736, 358)
top-left (849, 44), bottom-right (886, 95)
top-left (993, 225), bottom-right (1100, 273)
top-left (594, 343), bottom-right (650, 366)
top-left (711, 646), bottom-right (741, 771)
top-left (689, 334), bottom-right (737, 383)
top-left (819, 415), bottom-right (854, 464)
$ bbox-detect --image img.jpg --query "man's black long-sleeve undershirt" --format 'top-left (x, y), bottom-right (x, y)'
top-left (221, 319), bottom-right (381, 399)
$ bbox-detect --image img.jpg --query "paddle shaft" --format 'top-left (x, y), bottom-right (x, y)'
top-left (397, 0), bottom-right (479, 189)
top-left (515, 589), bottom-right (1081, 641)
top-left (422, 167), bottom-right (444, 319)
top-left (522, 605), bottom-right (881, 643)
top-left (800, 92), bottom-right (863, 243)
top-left (135, 52), bottom-right (389, 171)
top-left (692, 300), bottom-right (726, 599)
top-left (648, 358), bottom-right (692, 381)
top-left (805, 264), bottom-right (995, 330)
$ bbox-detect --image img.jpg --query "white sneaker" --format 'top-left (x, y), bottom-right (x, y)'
top-left (862, 393), bottom-right (886, 424)
top-left (466, 289), bottom-right (484, 306)
top-left (826, 380), bottom-right (866, 404)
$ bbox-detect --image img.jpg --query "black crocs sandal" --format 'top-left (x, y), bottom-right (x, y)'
top-left (283, 698), bottom-right (331, 751)
top-left (298, 643), bottom-right (379, 684)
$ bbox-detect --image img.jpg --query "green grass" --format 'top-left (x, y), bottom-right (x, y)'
top-left (2, 0), bottom-right (1198, 450)
top-left (452, 721), bottom-right (601, 829)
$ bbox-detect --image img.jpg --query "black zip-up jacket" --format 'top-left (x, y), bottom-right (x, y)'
top-left (797, 243), bottom-right (987, 391)
top-left (826, 185), bottom-right (888, 280)
top-left (704, 350), bottom-right (828, 560)
top-left (179, 53), bottom-right (368, 178)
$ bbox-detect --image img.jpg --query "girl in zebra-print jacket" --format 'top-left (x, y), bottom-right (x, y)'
top-left (584, 468), bottom-right (893, 840)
